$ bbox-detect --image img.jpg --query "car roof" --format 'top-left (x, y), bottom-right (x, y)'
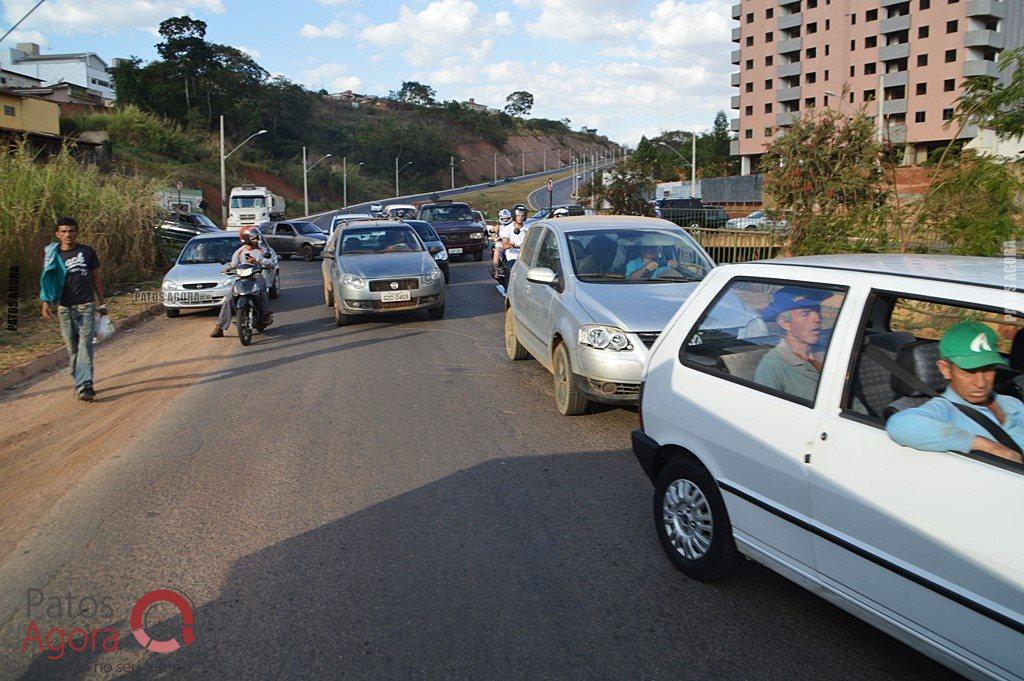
top-left (534, 215), bottom-right (687, 234)
top-left (419, 201), bottom-right (469, 208)
top-left (339, 220), bottom-right (414, 230)
top-left (754, 254), bottom-right (1022, 293)
top-left (189, 230), bottom-right (241, 240)
top-left (385, 203), bottom-right (417, 210)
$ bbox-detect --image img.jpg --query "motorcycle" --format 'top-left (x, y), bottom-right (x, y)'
top-left (227, 260), bottom-right (272, 346)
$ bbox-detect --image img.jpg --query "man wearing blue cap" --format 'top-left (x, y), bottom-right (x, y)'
top-left (754, 287), bottom-right (832, 402)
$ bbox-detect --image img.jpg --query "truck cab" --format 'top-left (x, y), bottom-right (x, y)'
top-left (228, 185), bottom-right (286, 228)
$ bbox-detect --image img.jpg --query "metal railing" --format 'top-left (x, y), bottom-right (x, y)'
top-left (683, 226), bottom-right (785, 264)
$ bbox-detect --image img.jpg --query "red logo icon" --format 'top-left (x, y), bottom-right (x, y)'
top-left (130, 589), bottom-right (195, 654)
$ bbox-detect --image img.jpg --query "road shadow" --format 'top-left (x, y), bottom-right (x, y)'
top-left (17, 453), bottom-right (955, 680)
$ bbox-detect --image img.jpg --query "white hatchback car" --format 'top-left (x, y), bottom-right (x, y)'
top-left (633, 254), bottom-right (1022, 680)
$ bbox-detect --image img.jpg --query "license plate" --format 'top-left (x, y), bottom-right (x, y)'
top-left (380, 291), bottom-right (411, 303)
top-left (448, 248), bottom-right (463, 255)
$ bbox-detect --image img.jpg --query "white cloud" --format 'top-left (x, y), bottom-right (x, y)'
top-left (514, 0), bottom-right (642, 41)
top-left (299, 21), bottom-right (349, 39)
top-left (358, 0), bottom-right (513, 67)
top-left (237, 45), bottom-right (261, 60)
top-left (299, 63), bottom-right (363, 93)
top-left (0, 0), bottom-right (225, 37)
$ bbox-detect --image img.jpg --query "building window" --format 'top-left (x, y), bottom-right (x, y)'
top-left (807, 0), bottom-right (817, 8)
top-left (850, 65), bottom-right (856, 77)
top-left (746, 82), bottom-right (754, 92)
top-left (942, 108), bottom-right (954, 120)
top-left (945, 49), bottom-right (957, 62)
top-left (946, 20), bottom-right (958, 33)
top-left (915, 111), bottom-right (926, 123)
top-left (865, 62), bottom-right (877, 75)
top-left (766, 31), bottom-right (774, 42)
top-left (866, 9), bottom-right (878, 20)
top-left (746, 12), bottom-right (754, 23)
top-left (944, 78), bottom-right (956, 91)
top-left (917, 54), bottom-right (929, 66)
top-left (825, 44), bottom-right (830, 56)
top-left (851, 13), bottom-right (857, 24)
top-left (745, 105), bottom-right (754, 116)
top-left (765, 55), bottom-right (774, 66)
top-left (765, 78), bottom-right (773, 89)
top-left (745, 129), bottom-right (753, 139)
top-left (849, 92), bottom-right (855, 103)
top-left (826, 19), bottom-right (830, 30)
top-left (850, 39), bottom-right (856, 50)
top-left (3, 105), bottom-right (15, 116)
top-left (806, 47), bottom-right (817, 59)
top-left (824, 69), bottom-right (830, 80)
top-left (920, 0), bottom-right (930, 8)
top-left (805, 97), bottom-right (817, 108)
top-left (764, 127), bottom-right (773, 137)
top-left (918, 26), bottom-right (930, 38)
top-left (807, 22), bottom-right (818, 34)
top-left (746, 36), bottom-right (754, 47)
top-left (806, 72), bottom-right (817, 84)
top-left (746, 59), bottom-right (754, 70)
top-left (915, 83), bottom-right (927, 95)
top-left (766, 7), bottom-right (774, 19)
top-left (765, 102), bottom-right (774, 113)
top-left (864, 89), bottom-right (877, 102)
top-left (865, 36), bottom-right (878, 48)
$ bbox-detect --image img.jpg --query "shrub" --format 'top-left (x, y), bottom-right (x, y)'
top-left (67, 105), bottom-right (205, 163)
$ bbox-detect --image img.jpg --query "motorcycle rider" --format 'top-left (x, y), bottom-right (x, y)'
top-left (211, 227), bottom-right (273, 338)
top-left (491, 209), bottom-right (513, 272)
top-left (495, 204), bottom-right (530, 294)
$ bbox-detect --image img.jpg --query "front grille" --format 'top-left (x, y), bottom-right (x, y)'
top-left (372, 300), bottom-right (419, 311)
top-left (369, 278), bottom-right (419, 292)
top-left (183, 282), bottom-right (217, 290)
top-left (615, 383), bottom-right (642, 396)
top-left (637, 332), bottom-right (660, 348)
top-left (587, 379), bottom-right (642, 396)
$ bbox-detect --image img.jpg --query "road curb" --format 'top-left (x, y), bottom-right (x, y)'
top-left (0, 303), bottom-right (165, 393)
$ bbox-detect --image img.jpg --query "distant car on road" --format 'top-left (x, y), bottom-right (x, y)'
top-left (416, 200), bottom-right (487, 261)
top-left (260, 221), bottom-right (327, 261)
top-left (504, 215), bottom-right (714, 415)
top-left (156, 209), bottom-right (221, 246)
top-left (503, 176), bottom-right (514, 183)
top-left (328, 212), bottom-right (374, 237)
top-left (404, 219), bottom-right (450, 283)
top-left (655, 198), bottom-right (729, 229)
top-left (527, 205), bottom-right (592, 225)
top-left (321, 220), bottom-right (446, 326)
top-left (162, 231), bottom-right (281, 318)
top-left (384, 204), bottom-right (418, 221)
top-left (725, 210), bottom-right (788, 231)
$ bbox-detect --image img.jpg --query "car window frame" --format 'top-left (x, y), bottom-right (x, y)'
top-left (534, 227), bottom-right (563, 277)
top-left (677, 275), bottom-right (852, 410)
top-left (275, 224), bottom-right (296, 236)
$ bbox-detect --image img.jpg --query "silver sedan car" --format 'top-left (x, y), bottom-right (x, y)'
top-left (321, 221), bottom-right (446, 326)
top-left (505, 216), bottom-right (715, 415)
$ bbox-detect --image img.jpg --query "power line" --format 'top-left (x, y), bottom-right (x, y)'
top-left (0, 0), bottom-right (48, 46)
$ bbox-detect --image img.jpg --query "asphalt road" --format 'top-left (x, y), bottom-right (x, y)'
top-left (0, 259), bottom-right (957, 680)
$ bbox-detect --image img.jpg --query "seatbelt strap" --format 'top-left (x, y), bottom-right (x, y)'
top-left (863, 343), bottom-right (1023, 455)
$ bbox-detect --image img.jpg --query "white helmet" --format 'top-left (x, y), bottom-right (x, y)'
top-left (552, 207), bottom-right (569, 218)
top-left (498, 209), bottom-right (512, 224)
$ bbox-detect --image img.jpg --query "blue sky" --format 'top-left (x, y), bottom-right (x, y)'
top-left (0, 0), bottom-right (734, 144)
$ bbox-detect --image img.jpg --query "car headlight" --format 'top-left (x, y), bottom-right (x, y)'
top-left (162, 280), bottom-right (182, 290)
top-left (470, 232), bottom-right (484, 239)
top-left (341, 274), bottom-right (365, 289)
top-left (422, 270), bottom-right (443, 284)
top-left (434, 249), bottom-right (448, 261)
top-left (578, 325), bottom-right (632, 351)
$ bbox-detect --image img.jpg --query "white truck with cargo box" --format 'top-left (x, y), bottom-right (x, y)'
top-left (228, 185), bottom-right (286, 228)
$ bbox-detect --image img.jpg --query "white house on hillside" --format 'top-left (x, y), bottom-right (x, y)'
top-left (0, 43), bottom-right (114, 100)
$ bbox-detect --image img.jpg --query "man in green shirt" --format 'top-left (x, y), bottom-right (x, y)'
top-left (754, 287), bottom-right (832, 402)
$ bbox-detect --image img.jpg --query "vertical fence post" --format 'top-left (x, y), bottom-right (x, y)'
top-left (6, 265), bottom-right (19, 332)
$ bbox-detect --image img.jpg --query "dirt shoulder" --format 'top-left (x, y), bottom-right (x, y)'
top-left (0, 309), bottom-right (230, 563)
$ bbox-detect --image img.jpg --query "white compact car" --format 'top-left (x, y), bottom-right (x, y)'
top-left (633, 254), bottom-right (1022, 680)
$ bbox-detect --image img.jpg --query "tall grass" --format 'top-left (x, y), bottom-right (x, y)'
top-left (65, 105), bottom-right (207, 164)
top-left (0, 141), bottom-right (163, 300)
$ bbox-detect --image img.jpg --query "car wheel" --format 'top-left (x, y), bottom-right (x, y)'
top-left (504, 307), bottom-right (529, 360)
top-left (427, 304), bottom-right (445, 320)
top-left (301, 244), bottom-right (314, 262)
top-left (280, 254), bottom-right (292, 260)
top-left (269, 274), bottom-right (281, 299)
top-left (474, 250), bottom-right (483, 262)
top-left (333, 292), bottom-right (352, 326)
top-left (552, 343), bottom-right (588, 415)
top-left (654, 457), bottom-right (737, 581)
top-left (165, 308), bottom-right (180, 318)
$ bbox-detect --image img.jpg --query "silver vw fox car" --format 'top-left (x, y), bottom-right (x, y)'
top-left (321, 221), bottom-right (446, 326)
top-left (504, 216), bottom-right (715, 415)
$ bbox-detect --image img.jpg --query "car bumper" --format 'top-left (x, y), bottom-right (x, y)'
top-left (439, 239), bottom-right (486, 254)
top-left (162, 287), bottom-right (231, 309)
top-left (570, 345), bottom-right (645, 403)
top-left (632, 429), bottom-right (660, 485)
top-left (337, 281), bottom-right (446, 314)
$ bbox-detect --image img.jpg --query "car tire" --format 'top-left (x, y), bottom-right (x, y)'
top-left (474, 250), bottom-right (483, 262)
top-left (653, 457), bottom-right (737, 581)
top-left (269, 274), bottom-right (281, 299)
top-left (301, 244), bottom-right (314, 262)
top-left (504, 307), bottom-right (529, 360)
top-left (281, 254), bottom-right (292, 260)
top-left (552, 343), bottom-right (588, 415)
top-left (333, 292), bottom-right (352, 327)
top-left (165, 308), bottom-right (180, 318)
top-left (427, 304), bottom-right (445, 320)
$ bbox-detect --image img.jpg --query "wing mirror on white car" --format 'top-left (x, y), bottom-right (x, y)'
top-left (526, 267), bottom-right (558, 286)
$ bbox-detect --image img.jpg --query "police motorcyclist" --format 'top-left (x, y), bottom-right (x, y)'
top-left (210, 227), bottom-right (273, 338)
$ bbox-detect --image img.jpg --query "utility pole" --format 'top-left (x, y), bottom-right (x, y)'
top-left (493, 152), bottom-right (498, 182)
top-left (450, 156), bottom-right (455, 190)
top-left (302, 146), bottom-right (309, 217)
top-left (521, 150), bottom-right (526, 176)
top-left (343, 157), bottom-right (348, 208)
top-left (219, 115), bottom-right (227, 228)
top-left (556, 148), bottom-right (560, 167)
top-left (690, 133), bottom-right (697, 199)
top-left (395, 156), bottom-right (399, 197)
top-left (543, 149), bottom-right (547, 172)
top-left (877, 71), bottom-right (886, 142)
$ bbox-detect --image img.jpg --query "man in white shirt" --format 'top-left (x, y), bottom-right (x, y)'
top-left (497, 204), bottom-right (529, 293)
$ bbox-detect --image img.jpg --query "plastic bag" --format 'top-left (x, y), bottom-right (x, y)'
top-left (94, 313), bottom-right (115, 341)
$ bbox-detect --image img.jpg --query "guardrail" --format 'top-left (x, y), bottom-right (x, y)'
top-left (683, 227), bottom-right (785, 264)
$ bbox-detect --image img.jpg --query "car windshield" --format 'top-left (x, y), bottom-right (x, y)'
top-left (405, 221), bottom-right (439, 242)
top-left (419, 205), bottom-right (474, 223)
top-left (340, 226), bottom-right (424, 254)
top-left (293, 222), bottom-right (322, 235)
top-left (566, 229), bottom-right (713, 283)
top-left (178, 238), bottom-right (238, 264)
top-left (230, 196), bottom-right (266, 209)
top-left (189, 213), bottom-right (219, 231)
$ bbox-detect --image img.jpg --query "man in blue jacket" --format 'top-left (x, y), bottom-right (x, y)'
top-left (39, 217), bottom-right (106, 401)
top-left (886, 321), bottom-right (1023, 464)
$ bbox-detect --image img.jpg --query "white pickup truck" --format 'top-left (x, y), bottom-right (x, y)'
top-left (228, 185), bottom-right (286, 228)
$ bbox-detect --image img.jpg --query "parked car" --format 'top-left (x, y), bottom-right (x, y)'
top-left (321, 220), bottom-right (446, 326)
top-left (328, 213), bottom-right (374, 237)
top-left (261, 221), bottom-right (327, 261)
top-left (725, 210), bottom-right (788, 231)
top-left (503, 176), bottom-right (514, 183)
top-left (655, 198), bottom-right (729, 229)
top-left (527, 205), bottom-right (591, 225)
top-left (416, 200), bottom-right (487, 261)
top-left (162, 231), bottom-right (281, 318)
top-left (633, 254), bottom-right (1024, 680)
top-left (504, 215), bottom-right (714, 415)
top-left (156, 209), bottom-right (221, 246)
top-left (404, 219), bottom-right (450, 283)
top-left (385, 204), bottom-right (418, 221)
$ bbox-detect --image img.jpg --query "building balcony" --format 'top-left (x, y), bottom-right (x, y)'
top-left (731, 72), bottom-right (741, 87)
top-left (879, 42), bottom-right (910, 61)
top-left (966, 0), bottom-right (1007, 19)
top-left (965, 29), bottom-right (1005, 49)
top-left (880, 13), bottom-right (911, 34)
top-left (776, 61), bottom-right (802, 78)
top-left (882, 98), bottom-right (908, 115)
top-left (730, 140), bottom-right (741, 156)
top-left (732, 49), bottom-right (742, 65)
top-left (881, 0), bottom-right (909, 6)
top-left (779, 0), bottom-right (801, 7)
top-left (776, 111), bottom-right (800, 127)
top-left (777, 36), bottom-right (803, 54)
top-left (732, 26), bottom-right (742, 42)
top-left (732, 2), bottom-right (741, 20)
top-left (731, 95), bottom-right (741, 109)
top-left (778, 12), bottom-right (803, 31)
top-left (777, 85), bottom-right (802, 102)
top-left (963, 59), bottom-right (1001, 77)
top-left (731, 117), bottom-right (740, 132)
top-left (883, 70), bottom-right (908, 87)
top-left (885, 125), bottom-right (907, 144)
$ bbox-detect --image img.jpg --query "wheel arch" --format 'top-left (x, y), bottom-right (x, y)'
top-left (652, 444), bottom-right (712, 488)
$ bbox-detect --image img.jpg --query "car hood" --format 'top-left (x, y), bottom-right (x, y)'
top-left (573, 280), bottom-right (700, 332)
top-left (339, 252), bottom-right (434, 278)
top-left (165, 262), bottom-right (227, 283)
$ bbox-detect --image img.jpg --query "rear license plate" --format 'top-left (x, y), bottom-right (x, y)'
top-left (380, 291), bottom-right (411, 303)
top-left (448, 248), bottom-right (463, 255)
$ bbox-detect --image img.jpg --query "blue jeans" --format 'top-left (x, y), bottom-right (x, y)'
top-left (57, 302), bottom-right (95, 391)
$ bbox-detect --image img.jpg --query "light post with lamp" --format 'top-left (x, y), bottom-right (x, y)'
top-left (302, 148), bottom-right (332, 217)
top-left (219, 116), bottom-right (266, 227)
top-left (658, 136), bottom-right (697, 199)
top-left (342, 158), bottom-right (363, 208)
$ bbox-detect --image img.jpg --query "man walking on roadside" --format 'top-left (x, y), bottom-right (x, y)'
top-left (39, 217), bottom-right (106, 402)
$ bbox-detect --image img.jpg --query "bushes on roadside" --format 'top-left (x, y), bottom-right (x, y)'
top-left (64, 105), bottom-right (207, 164)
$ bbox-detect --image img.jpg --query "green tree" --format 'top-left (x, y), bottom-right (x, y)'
top-left (954, 47), bottom-right (1024, 139)
top-left (504, 91), bottom-right (534, 117)
top-left (604, 159), bottom-right (656, 215)
top-left (392, 81), bottom-right (437, 106)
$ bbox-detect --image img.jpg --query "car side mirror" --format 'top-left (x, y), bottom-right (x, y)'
top-left (526, 267), bottom-right (557, 286)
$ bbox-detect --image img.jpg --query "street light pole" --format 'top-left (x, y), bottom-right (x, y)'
top-left (219, 116), bottom-right (266, 229)
top-left (543, 149), bottom-right (547, 172)
top-left (342, 158), bottom-right (364, 208)
top-left (521, 150), bottom-right (526, 176)
top-left (395, 160), bottom-right (412, 197)
top-left (659, 138), bottom-right (698, 199)
top-left (493, 152), bottom-right (497, 183)
top-left (450, 156), bottom-right (455, 190)
top-left (302, 148), bottom-right (332, 216)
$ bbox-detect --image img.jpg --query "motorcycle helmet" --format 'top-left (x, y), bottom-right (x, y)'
top-left (239, 226), bottom-right (258, 243)
top-left (498, 209), bottom-right (513, 225)
top-left (552, 207), bottom-right (570, 218)
top-left (512, 203), bottom-right (527, 215)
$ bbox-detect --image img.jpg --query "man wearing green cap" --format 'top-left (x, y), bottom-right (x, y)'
top-left (886, 321), bottom-right (1024, 463)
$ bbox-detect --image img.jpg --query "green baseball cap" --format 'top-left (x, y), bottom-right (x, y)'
top-left (938, 321), bottom-right (1009, 370)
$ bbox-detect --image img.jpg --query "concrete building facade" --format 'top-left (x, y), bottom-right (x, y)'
top-left (0, 92), bottom-right (61, 137)
top-left (731, 0), bottom-right (1024, 173)
top-left (0, 43), bottom-right (115, 100)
